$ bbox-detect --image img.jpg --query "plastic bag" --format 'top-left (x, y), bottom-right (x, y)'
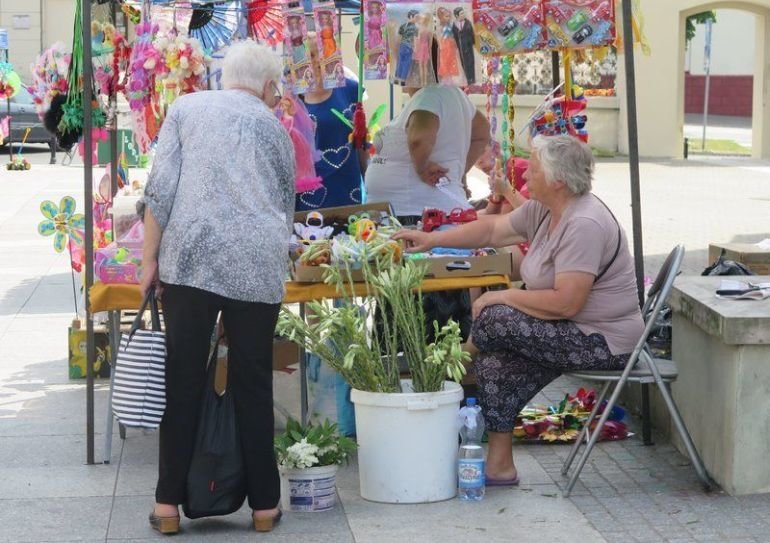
top-left (183, 338), bottom-right (247, 519)
top-left (702, 249), bottom-right (753, 276)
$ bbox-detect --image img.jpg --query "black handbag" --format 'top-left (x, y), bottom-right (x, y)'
top-left (182, 336), bottom-right (247, 519)
top-left (702, 249), bottom-right (754, 276)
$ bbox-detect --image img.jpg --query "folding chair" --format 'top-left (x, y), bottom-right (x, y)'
top-left (560, 245), bottom-right (713, 497)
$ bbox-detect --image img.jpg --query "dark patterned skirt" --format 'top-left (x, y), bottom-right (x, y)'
top-left (470, 304), bottom-right (630, 433)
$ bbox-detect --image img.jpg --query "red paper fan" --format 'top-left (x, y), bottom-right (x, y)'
top-left (247, 0), bottom-right (284, 47)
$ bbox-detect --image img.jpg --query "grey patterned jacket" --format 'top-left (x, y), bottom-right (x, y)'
top-left (144, 89), bottom-right (295, 304)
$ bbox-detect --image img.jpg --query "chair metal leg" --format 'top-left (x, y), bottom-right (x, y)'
top-left (562, 380), bottom-right (611, 475)
top-left (103, 310), bottom-right (120, 464)
top-left (564, 375), bottom-right (630, 497)
top-left (645, 356), bottom-right (713, 491)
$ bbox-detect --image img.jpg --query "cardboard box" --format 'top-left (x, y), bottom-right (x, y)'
top-left (213, 338), bottom-right (300, 395)
top-left (293, 201), bottom-right (393, 224)
top-left (421, 251), bottom-right (513, 279)
top-left (708, 243), bottom-right (770, 275)
top-left (68, 325), bottom-right (112, 379)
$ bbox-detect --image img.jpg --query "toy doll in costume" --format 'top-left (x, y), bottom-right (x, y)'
top-left (288, 15), bottom-right (306, 64)
top-left (437, 7), bottom-right (466, 86)
top-left (395, 10), bottom-right (419, 85)
top-left (412, 12), bottom-right (434, 87)
top-left (276, 94), bottom-right (322, 193)
top-left (318, 11), bottom-right (338, 59)
top-left (366, 1), bottom-right (384, 49)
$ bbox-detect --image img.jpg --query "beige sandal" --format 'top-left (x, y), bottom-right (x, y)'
top-left (148, 512), bottom-right (180, 535)
top-left (253, 510), bottom-right (282, 532)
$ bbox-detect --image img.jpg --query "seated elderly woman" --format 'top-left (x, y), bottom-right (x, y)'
top-left (393, 135), bottom-right (643, 485)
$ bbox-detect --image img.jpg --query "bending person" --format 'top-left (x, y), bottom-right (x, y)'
top-left (393, 135), bottom-right (643, 485)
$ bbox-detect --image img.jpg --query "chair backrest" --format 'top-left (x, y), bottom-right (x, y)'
top-left (628, 245), bottom-right (685, 364)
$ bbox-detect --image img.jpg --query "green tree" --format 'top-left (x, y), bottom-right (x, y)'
top-left (686, 11), bottom-right (717, 45)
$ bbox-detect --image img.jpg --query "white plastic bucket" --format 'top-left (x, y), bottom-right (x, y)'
top-left (351, 379), bottom-right (464, 503)
top-left (279, 464), bottom-right (338, 512)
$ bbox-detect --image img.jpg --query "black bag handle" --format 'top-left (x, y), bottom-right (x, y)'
top-left (127, 289), bottom-right (162, 342)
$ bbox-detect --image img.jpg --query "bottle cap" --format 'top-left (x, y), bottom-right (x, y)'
top-left (466, 397), bottom-right (476, 406)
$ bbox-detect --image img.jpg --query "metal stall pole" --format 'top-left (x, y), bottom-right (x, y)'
top-left (551, 51), bottom-right (560, 88)
top-left (110, 0), bottom-right (119, 198)
top-left (83, 0), bottom-right (96, 464)
top-left (620, 0), bottom-right (651, 445)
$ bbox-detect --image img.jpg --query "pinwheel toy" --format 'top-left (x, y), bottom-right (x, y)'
top-left (331, 103), bottom-right (387, 152)
top-left (37, 197), bottom-right (85, 254)
top-left (0, 62), bottom-right (21, 100)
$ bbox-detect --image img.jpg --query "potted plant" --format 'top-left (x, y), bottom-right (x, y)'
top-left (277, 245), bottom-right (470, 503)
top-left (275, 418), bottom-right (357, 512)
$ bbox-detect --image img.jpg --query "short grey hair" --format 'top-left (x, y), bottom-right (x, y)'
top-left (222, 40), bottom-right (282, 95)
top-left (530, 135), bottom-right (594, 196)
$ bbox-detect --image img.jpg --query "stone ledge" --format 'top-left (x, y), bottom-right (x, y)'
top-left (668, 275), bottom-right (770, 345)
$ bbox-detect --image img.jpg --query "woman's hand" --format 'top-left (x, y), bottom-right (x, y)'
top-left (140, 259), bottom-right (162, 299)
top-left (417, 161), bottom-right (448, 186)
top-left (391, 229), bottom-right (434, 253)
top-left (472, 290), bottom-right (510, 319)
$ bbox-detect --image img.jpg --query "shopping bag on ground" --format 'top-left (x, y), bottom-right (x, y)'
top-left (111, 290), bottom-right (166, 429)
top-left (183, 336), bottom-right (247, 519)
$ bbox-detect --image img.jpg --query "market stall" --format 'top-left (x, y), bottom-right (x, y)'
top-left (60, 0), bottom-right (650, 464)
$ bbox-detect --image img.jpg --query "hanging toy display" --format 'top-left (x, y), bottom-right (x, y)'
top-left (435, 0), bottom-right (477, 85)
top-left (125, 17), bottom-right (163, 153)
top-left (28, 44), bottom-right (71, 120)
top-left (435, 6), bottom-right (466, 86)
top-left (275, 93), bottom-right (323, 193)
top-left (247, 0), bottom-right (285, 47)
top-left (46, 0), bottom-right (107, 152)
top-left (387, 0), bottom-right (436, 87)
top-left (283, 0), bottom-right (313, 94)
top-left (363, 0), bottom-right (388, 80)
top-left (154, 32), bottom-right (209, 100)
top-left (331, 103), bottom-right (386, 152)
top-left (313, 0), bottom-right (345, 89)
top-left (543, 0), bottom-right (615, 49)
top-left (0, 62), bottom-right (21, 100)
top-left (472, 0), bottom-right (546, 55)
top-left (528, 84), bottom-right (588, 142)
top-left (187, 0), bottom-right (240, 53)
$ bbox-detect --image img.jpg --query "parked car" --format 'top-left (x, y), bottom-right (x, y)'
top-left (1, 87), bottom-right (55, 149)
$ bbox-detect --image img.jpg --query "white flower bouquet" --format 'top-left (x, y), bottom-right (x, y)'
top-left (275, 418), bottom-right (357, 470)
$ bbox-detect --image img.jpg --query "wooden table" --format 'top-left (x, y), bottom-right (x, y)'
top-left (90, 275), bottom-right (511, 463)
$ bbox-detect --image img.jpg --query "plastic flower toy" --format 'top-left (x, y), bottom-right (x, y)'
top-left (0, 63), bottom-right (21, 100)
top-left (37, 197), bottom-right (85, 253)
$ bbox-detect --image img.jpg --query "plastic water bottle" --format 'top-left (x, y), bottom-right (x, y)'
top-left (458, 397), bottom-right (485, 501)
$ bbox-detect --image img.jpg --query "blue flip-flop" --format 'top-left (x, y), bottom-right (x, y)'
top-left (485, 476), bottom-right (520, 487)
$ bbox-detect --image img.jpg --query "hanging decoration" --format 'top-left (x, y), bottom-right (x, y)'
top-left (543, 0), bottom-right (615, 49)
top-left (472, 0), bottom-right (546, 55)
top-left (188, 0), bottom-right (241, 53)
top-left (313, 0), bottom-right (345, 89)
top-left (0, 63), bottom-right (22, 100)
top-left (528, 83), bottom-right (589, 142)
top-left (275, 93), bottom-right (323, 193)
top-left (46, 0), bottom-right (107, 151)
top-left (283, 0), bottom-right (313, 94)
top-left (28, 43), bottom-right (71, 120)
top-left (386, 0), bottom-right (436, 87)
top-left (247, 0), bottom-right (284, 47)
top-left (363, 0), bottom-right (387, 80)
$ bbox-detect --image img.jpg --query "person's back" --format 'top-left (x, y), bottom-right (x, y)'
top-left (151, 88), bottom-right (294, 303)
top-left (365, 85), bottom-right (475, 216)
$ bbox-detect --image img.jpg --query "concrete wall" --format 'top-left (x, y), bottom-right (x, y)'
top-left (634, 0), bottom-right (770, 158)
top-left (0, 0), bottom-right (42, 82)
top-left (686, 9), bottom-right (756, 75)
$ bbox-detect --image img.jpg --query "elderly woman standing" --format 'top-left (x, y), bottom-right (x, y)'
top-left (140, 41), bottom-right (293, 533)
top-left (394, 135), bottom-right (643, 485)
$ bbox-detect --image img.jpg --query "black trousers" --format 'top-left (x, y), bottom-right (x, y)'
top-left (155, 283), bottom-right (281, 511)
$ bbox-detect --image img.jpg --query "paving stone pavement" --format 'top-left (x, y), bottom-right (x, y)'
top-left (2, 156), bottom-right (770, 542)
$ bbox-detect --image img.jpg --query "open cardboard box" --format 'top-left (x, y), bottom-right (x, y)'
top-left (420, 250), bottom-right (513, 279)
top-left (294, 201), bottom-right (393, 225)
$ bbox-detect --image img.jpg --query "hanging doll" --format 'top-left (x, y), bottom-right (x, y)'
top-left (287, 15), bottom-right (306, 65)
top-left (366, 1), bottom-right (384, 49)
top-left (275, 94), bottom-right (323, 193)
top-left (318, 11), bottom-right (338, 59)
top-left (436, 7), bottom-right (466, 87)
top-left (394, 10), bottom-right (418, 84)
top-left (410, 12), bottom-right (434, 87)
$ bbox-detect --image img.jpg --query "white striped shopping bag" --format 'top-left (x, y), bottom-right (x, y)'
top-left (112, 290), bottom-right (167, 429)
